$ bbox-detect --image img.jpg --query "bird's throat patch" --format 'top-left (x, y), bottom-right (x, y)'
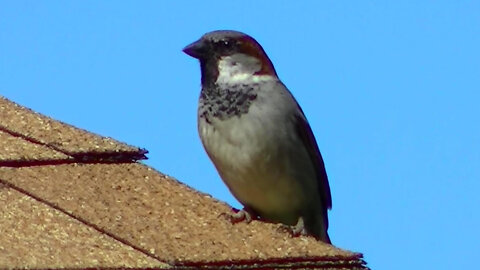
top-left (199, 84), bottom-right (258, 122)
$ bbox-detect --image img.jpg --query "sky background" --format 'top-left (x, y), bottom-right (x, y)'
top-left (1, 1), bottom-right (479, 269)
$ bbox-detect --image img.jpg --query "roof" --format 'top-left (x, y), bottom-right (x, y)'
top-left (0, 95), bottom-right (368, 269)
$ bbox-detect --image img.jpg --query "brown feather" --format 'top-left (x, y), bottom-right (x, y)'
top-left (294, 113), bottom-right (332, 210)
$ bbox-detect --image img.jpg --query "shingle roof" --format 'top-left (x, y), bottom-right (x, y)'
top-left (0, 96), bottom-right (368, 269)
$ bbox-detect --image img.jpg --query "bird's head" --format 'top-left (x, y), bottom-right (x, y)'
top-left (183, 30), bottom-right (278, 86)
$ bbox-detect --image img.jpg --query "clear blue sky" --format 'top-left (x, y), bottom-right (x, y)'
top-left (1, 1), bottom-right (479, 269)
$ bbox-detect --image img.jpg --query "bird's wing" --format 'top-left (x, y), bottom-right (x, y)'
top-left (294, 110), bottom-right (332, 210)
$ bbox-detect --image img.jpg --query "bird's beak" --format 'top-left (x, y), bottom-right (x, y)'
top-left (183, 38), bottom-right (207, 59)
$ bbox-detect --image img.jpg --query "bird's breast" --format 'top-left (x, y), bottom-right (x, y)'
top-left (197, 89), bottom-right (315, 221)
top-left (198, 107), bottom-right (273, 170)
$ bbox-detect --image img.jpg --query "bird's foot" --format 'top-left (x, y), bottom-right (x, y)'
top-left (231, 209), bottom-right (253, 223)
top-left (278, 217), bottom-right (308, 237)
top-left (220, 207), bottom-right (257, 224)
top-left (291, 216), bottom-right (308, 236)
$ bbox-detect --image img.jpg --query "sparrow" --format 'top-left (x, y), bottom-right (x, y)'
top-left (183, 30), bottom-right (332, 243)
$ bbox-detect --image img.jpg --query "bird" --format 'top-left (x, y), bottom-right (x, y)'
top-left (183, 30), bottom-right (332, 243)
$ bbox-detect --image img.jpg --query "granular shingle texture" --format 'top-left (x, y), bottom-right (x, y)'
top-left (0, 95), bottom-right (368, 269)
top-left (0, 130), bottom-right (70, 162)
top-left (0, 96), bottom-right (147, 162)
top-left (0, 186), bottom-right (166, 269)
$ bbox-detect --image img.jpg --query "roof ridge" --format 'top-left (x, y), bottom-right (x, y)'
top-left (174, 255), bottom-right (368, 269)
top-left (0, 96), bottom-right (148, 163)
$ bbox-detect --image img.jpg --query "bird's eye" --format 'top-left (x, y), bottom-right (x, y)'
top-left (217, 40), bottom-right (233, 49)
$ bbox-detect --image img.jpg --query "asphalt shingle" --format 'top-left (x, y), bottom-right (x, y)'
top-left (0, 185), bottom-right (167, 269)
top-left (0, 95), bottom-right (368, 269)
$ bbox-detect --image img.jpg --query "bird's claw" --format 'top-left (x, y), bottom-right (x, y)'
top-left (230, 209), bottom-right (253, 223)
top-left (220, 208), bottom-right (256, 224)
top-left (277, 217), bottom-right (308, 237)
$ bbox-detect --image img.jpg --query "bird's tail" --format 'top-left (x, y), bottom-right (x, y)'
top-left (304, 210), bottom-right (331, 244)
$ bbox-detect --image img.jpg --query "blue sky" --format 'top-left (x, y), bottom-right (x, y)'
top-left (1, 1), bottom-right (479, 269)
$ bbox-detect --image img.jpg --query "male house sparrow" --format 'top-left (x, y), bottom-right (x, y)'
top-left (183, 30), bottom-right (332, 243)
